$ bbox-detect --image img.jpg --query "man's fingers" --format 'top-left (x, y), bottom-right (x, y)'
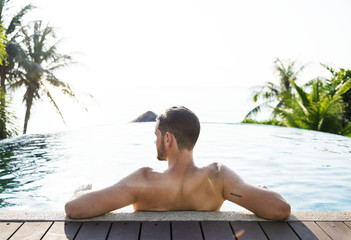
top-left (74, 184), bottom-right (93, 194)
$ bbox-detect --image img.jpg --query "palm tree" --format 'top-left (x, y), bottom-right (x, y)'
top-left (9, 20), bottom-right (77, 134)
top-left (322, 65), bottom-right (351, 126)
top-left (0, 25), bottom-right (6, 63)
top-left (275, 78), bottom-right (351, 136)
top-left (0, 0), bottom-right (34, 138)
top-left (0, 25), bottom-right (17, 139)
top-left (245, 58), bottom-right (304, 119)
top-left (0, 0), bottom-right (34, 91)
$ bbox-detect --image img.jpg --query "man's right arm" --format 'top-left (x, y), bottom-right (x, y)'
top-left (65, 167), bottom-right (149, 219)
top-left (219, 164), bottom-right (291, 220)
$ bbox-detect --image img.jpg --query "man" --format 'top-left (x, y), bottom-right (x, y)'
top-left (65, 106), bottom-right (291, 220)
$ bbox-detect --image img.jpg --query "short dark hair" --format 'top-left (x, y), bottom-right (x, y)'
top-left (157, 106), bottom-right (200, 151)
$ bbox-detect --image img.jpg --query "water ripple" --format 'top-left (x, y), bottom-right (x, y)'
top-left (0, 123), bottom-right (350, 211)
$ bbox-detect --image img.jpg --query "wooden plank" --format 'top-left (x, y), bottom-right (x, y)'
top-left (172, 221), bottom-right (203, 240)
top-left (201, 221), bottom-right (234, 240)
top-left (230, 221), bottom-right (267, 240)
top-left (75, 222), bottom-right (111, 240)
top-left (10, 222), bottom-right (53, 240)
top-left (42, 221), bottom-right (81, 240)
top-left (0, 222), bottom-right (22, 240)
top-left (259, 221), bottom-right (299, 240)
top-left (140, 221), bottom-right (171, 240)
top-left (300, 222), bottom-right (331, 240)
top-left (317, 221), bottom-right (351, 240)
top-left (288, 221), bottom-right (319, 240)
top-left (108, 221), bottom-right (140, 240)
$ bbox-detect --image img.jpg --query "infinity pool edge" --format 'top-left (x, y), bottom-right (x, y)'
top-left (0, 210), bottom-right (350, 222)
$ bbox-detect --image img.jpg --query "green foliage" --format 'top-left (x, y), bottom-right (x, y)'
top-left (322, 66), bottom-right (351, 125)
top-left (9, 20), bottom-right (77, 134)
top-left (246, 59), bottom-right (351, 137)
top-left (341, 124), bottom-right (351, 137)
top-left (0, 90), bottom-right (18, 139)
top-left (275, 77), bottom-right (351, 136)
top-left (0, 1), bottom-right (34, 139)
top-left (0, 25), bottom-right (7, 65)
top-left (246, 58), bottom-right (304, 119)
top-left (0, 1), bottom-right (84, 137)
top-left (0, 24), bottom-right (17, 139)
top-left (0, 1), bottom-right (35, 86)
top-left (241, 118), bottom-right (285, 126)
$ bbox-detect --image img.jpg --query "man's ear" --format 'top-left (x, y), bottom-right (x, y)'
top-left (164, 132), bottom-right (173, 147)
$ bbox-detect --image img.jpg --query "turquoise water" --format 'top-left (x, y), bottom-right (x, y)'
top-left (0, 122), bottom-right (350, 212)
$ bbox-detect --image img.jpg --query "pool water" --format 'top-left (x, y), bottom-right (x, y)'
top-left (0, 122), bottom-right (350, 212)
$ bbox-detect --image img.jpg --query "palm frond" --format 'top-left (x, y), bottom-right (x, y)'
top-left (8, 78), bottom-right (25, 90)
top-left (251, 82), bottom-right (280, 103)
top-left (340, 124), bottom-right (351, 137)
top-left (245, 99), bottom-right (276, 119)
top-left (6, 4), bottom-right (35, 35)
top-left (44, 73), bottom-right (77, 100)
top-left (245, 105), bottom-right (261, 119)
top-left (321, 64), bottom-right (336, 76)
top-left (334, 79), bottom-right (351, 98)
top-left (44, 73), bottom-right (65, 87)
top-left (274, 108), bottom-right (300, 129)
top-left (311, 80), bottom-right (322, 103)
top-left (290, 79), bottom-right (310, 116)
top-left (45, 54), bottom-right (74, 71)
top-left (41, 84), bottom-right (66, 125)
top-left (317, 95), bottom-right (342, 131)
top-left (316, 79), bottom-right (351, 131)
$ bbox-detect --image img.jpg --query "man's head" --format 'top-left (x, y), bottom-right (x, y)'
top-left (156, 106), bottom-right (200, 160)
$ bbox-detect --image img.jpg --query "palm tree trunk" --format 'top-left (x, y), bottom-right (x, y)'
top-left (0, 67), bottom-right (6, 93)
top-left (0, 69), bottom-right (7, 139)
top-left (0, 94), bottom-right (6, 139)
top-left (23, 92), bottom-right (33, 135)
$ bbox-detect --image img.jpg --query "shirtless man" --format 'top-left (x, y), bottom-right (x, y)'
top-left (65, 106), bottom-right (291, 220)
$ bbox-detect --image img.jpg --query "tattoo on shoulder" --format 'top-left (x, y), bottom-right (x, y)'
top-left (230, 192), bottom-right (242, 198)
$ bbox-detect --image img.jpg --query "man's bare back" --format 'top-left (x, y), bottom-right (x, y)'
top-left (65, 106), bottom-right (290, 220)
top-left (133, 163), bottom-right (223, 211)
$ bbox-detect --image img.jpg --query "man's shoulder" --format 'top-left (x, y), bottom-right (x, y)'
top-left (202, 162), bottom-right (234, 178)
top-left (204, 162), bottom-right (223, 172)
top-left (132, 167), bottom-right (162, 179)
top-left (198, 162), bottom-right (224, 180)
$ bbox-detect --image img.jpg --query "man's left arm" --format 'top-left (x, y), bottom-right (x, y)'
top-left (219, 164), bottom-right (291, 220)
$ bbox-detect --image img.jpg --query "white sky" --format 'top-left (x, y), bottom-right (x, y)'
top-left (9, 0), bottom-right (351, 133)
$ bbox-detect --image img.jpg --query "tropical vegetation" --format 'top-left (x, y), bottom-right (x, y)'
top-left (0, 0), bottom-right (34, 139)
top-left (244, 59), bottom-right (351, 137)
top-left (245, 58), bottom-right (305, 119)
top-left (0, 0), bottom-right (79, 138)
top-left (0, 24), bottom-right (17, 138)
top-left (9, 20), bottom-right (77, 134)
top-left (241, 118), bottom-right (285, 126)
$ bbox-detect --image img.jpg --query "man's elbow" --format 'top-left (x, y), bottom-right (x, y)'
top-left (65, 201), bottom-right (84, 219)
top-left (275, 202), bottom-right (291, 220)
top-left (260, 201), bottom-right (291, 221)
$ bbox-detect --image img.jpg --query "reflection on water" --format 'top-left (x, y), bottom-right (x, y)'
top-left (0, 123), bottom-right (351, 211)
top-left (0, 133), bottom-right (68, 208)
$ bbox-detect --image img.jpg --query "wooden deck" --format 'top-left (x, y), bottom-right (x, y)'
top-left (0, 220), bottom-right (350, 240)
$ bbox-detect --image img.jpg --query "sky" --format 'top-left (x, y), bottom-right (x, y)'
top-left (9, 0), bottom-right (351, 134)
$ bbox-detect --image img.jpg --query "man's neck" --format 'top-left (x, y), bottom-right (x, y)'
top-left (167, 150), bottom-right (195, 174)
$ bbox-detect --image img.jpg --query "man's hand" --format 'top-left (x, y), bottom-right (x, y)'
top-left (74, 184), bottom-right (92, 194)
top-left (65, 169), bottom-right (145, 219)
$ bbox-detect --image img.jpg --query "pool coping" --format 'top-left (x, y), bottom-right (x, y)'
top-left (0, 210), bottom-right (350, 222)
